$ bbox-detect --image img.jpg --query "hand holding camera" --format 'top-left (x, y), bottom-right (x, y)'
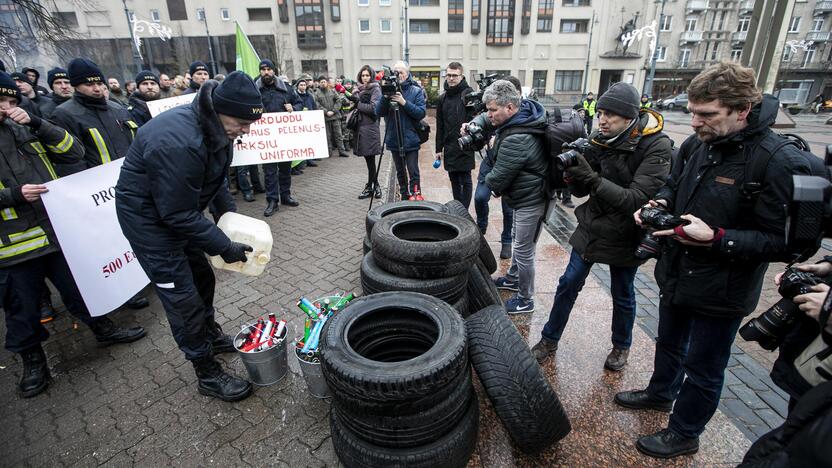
top-left (653, 213), bottom-right (716, 247)
top-left (391, 92), bottom-right (406, 106)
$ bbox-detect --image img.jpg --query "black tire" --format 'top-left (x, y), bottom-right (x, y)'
top-left (371, 212), bottom-right (479, 279)
top-left (445, 200), bottom-right (498, 275)
top-left (321, 292), bottom-right (467, 404)
top-left (466, 305), bottom-right (571, 454)
top-left (334, 370), bottom-right (475, 448)
top-left (360, 252), bottom-right (467, 304)
top-left (365, 200), bottom-right (450, 238)
top-left (363, 235), bottom-right (372, 255)
top-left (466, 259), bottom-right (502, 317)
top-left (331, 391), bottom-right (479, 468)
top-left (451, 292), bottom-right (469, 317)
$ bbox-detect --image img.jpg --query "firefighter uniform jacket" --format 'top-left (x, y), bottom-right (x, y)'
top-left (0, 117), bottom-right (82, 267)
top-left (51, 94), bottom-right (138, 170)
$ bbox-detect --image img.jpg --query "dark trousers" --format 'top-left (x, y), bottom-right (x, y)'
top-left (541, 250), bottom-right (637, 348)
top-left (364, 155), bottom-right (378, 185)
top-left (325, 119), bottom-right (345, 152)
top-left (391, 150), bottom-right (420, 195)
top-left (208, 178), bottom-right (236, 223)
top-left (474, 158), bottom-right (513, 244)
top-left (645, 302), bottom-right (743, 438)
top-left (237, 165), bottom-right (263, 194)
top-left (134, 244), bottom-right (218, 361)
top-left (448, 170), bottom-right (473, 209)
top-left (263, 161), bottom-right (292, 202)
top-left (585, 115), bottom-right (594, 134)
top-left (1, 252), bottom-right (101, 353)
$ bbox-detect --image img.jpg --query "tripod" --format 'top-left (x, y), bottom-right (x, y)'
top-left (368, 100), bottom-right (409, 211)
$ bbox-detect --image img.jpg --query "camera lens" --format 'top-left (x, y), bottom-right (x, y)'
top-left (555, 150), bottom-right (578, 171)
top-left (738, 298), bottom-right (801, 351)
top-left (634, 233), bottom-right (662, 260)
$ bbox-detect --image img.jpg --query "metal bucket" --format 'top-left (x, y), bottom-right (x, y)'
top-left (235, 324), bottom-right (288, 386)
top-left (295, 344), bottom-right (332, 398)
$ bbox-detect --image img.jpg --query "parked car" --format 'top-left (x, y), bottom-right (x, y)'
top-left (659, 93), bottom-right (688, 111)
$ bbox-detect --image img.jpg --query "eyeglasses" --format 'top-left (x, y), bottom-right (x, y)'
top-left (446, 74), bottom-right (461, 78)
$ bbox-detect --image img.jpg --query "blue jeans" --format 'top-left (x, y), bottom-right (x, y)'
top-left (541, 250), bottom-right (637, 349)
top-left (474, 158), bottom-right (513, 244)
top-left (645, 302), bottom-right (743, 439)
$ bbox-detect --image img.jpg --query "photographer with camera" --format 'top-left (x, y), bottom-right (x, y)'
top-left (375, 61), bottom-right (427, 200)
top-left (435, 62), bottom-right (475, 208)
top-left (461, 79), bottom-right (548, 313)
top-left (530, 82), bottom-right (672, 370)
top-left (614, 62), bottom-right (815, 459)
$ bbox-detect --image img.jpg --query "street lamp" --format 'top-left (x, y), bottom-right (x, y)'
top-left (643, 0), bottom-right (667, 97)
top-left (121, 0), bottom-right (143, 72)
top-left (582, 10), bottom-right (598, 94)
top-left (198, 9), bottom-right (219, 76)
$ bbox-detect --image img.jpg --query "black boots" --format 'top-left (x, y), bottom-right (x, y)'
top-left (192, 356), bottom-right (252, 402)
top-left (19, 346), bottom-right (49, 398)
top-left (636, 428), bottom-right (699, 458)
top-left (614, 390), bottom-right (673, 412)
top-left (90, 317), bottom-right (147, 346)
top-left (281, 196), bottom-right (300, 207)
top-left (264, 200), bottom-right (278, 217)
top-left (207, 321), bottom-right (236, 354)
top-left (125, 294), bottom-right (150, 310)
top-left (358, 183), bottom-right (373, 199)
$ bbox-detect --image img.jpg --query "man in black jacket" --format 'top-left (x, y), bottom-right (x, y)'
top-left (11, 72), bottom-right (43, 118)
top-left (116, 72), bottom-right (264, 402)
top-left (435, 62), bottom-right (475, 208)
top-left (615, 62), bottom-right (815, 459)
top-left (22, 67), bottom-right (49, 96)
top-left (183, 61), bottom-right (210, 95)
top-left (127, 70), bottom-right (161, 127)
top-left (37, 68), bottom-right (72, 120)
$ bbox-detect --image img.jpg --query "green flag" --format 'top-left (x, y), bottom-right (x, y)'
top-left (235, 22), bottom-right (261, 77)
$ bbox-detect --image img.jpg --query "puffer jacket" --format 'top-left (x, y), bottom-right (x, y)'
top-left (653, 94), bottom-right (815, 317)
top-left (353, 81), bottom-right (382, 157)
top-left (475, 99), bottom-right (549, 209)
top-left (115, 80), bottom-right (234, 256)
top-left (568, 109), bottom-right (672, 267)
top-left (375, 75), bottom-right (427, 153)
top-left (0, 117), bottom-right (83, 267)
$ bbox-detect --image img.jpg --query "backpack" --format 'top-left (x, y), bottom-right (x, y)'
top-left (416, 119), bottom-right (431, 144)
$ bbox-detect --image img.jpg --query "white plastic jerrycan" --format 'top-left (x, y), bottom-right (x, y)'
top-left (211, 212), bottom-right (273, 276)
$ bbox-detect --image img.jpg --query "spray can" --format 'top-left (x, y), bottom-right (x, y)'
top-left (297, 298), bottom-right (320, 319)
top-left (333, 293), bottom-right (355, 310)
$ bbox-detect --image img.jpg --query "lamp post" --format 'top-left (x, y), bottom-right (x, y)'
top-left (582, 10), bottom-right (597, 94)
top-left (121, 0), bottom-right (144, 72)
top-left (643, 0), bottom-right (667, 97)
top-left (200, 9), bottom-right (218, 75)
top-left (403, 1), bottom-right (410, 63)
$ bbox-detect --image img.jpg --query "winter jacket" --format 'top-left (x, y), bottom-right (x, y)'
top-left (653, 94), bottom-right (815, 318)
top-left (435, 79), bottom-right (475, 172)
top-left (353, 82), bottom-right (382, 157)
top-left (738, 381), bottom-right (832, 467)
top-left (37, 94), bottom-right (70, 120)
top-left (375, 75), bottom-right (427, 153)
top-left (568, 109), bottom-right (672, 267)
top-left (115, 80), bottom-right (234, 256)
top-left (0, 117), bottom-right (83, 267)
top-left (314, 88), bottom-right (345, 121)
top-left (181, 80), bottom-right (201, 95)
top-left (52, 94), bottom-right (138, 171)
top-left (296, 90), bottom-right (317, 111)
top-left (473, 99), bottom-right (548, 209)
top-left (127, 92), bottom-right (153, 127)
top-left (258, 78), bottom-right (302, 114)
top-left (18, 96), bottom-right (41, 119)
top-left (109, 91), bottom-right (129, 107)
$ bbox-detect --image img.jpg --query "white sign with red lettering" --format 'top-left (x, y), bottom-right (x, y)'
top-left (40, 159), bottom-right (150, 316)
top-left (147, 93), bottom-right (196, 117)
top-left (231, 110), bottom-right (329, 166)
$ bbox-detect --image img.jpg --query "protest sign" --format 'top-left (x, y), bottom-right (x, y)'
top-left (41, 159), bottom-right (149, 316)
top-left (147, 93), bottom-right (196, 117)
top-left (231, 110), bottom-right (329, 166)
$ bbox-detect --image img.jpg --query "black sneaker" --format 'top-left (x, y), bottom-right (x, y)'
top-left (636, 428), bottom-right (699, 459)
top-left (614, 389), bottom-right (673, 412)
top-left (39, 298), bottom-right (56, 324)
top-left (18, 346), bottom-right (49, 398)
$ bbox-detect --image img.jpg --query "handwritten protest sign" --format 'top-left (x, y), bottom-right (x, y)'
top-left (41, 159), bottom-right (149, 316)
top-left (147, 93), bottom-right (196, 117)
top-left (231, 110), bottom-right (329, 166)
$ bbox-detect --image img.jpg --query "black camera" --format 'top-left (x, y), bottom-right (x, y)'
top-left (458, 122), bottom-right (487, 152)
top-left (380, 66), bottom-right (401, 99)
top-left (634, 205), bottom-right (690, 260)
top-left (555, 138), bottom-right (591, 171)
top-left (784, 143), bottom-right (832, 259)
top-left (463, 73), bottom-right (500, 114)
top-left (739, 267), bottom-right (824, 351)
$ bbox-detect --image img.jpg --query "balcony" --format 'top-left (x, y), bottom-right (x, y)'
top-left (739, 0), bottom-right (755, 13)
top-left (732, 30), bottom-right (747, 42)
top-left (815, 1), bottom-right (832, 14)
top-left (807, 31), bottom-right (832, 41)
top-left (686, 0), bottom-right (709, 12)
top-left (679, 30), bottom-right (703, 43)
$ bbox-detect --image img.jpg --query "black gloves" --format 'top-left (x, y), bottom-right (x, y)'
top-left (347, 93), bottom-right (359, 103)
top-left (221, 242), bottom-right (253, 263)
top-left (565, 154), bottom-right (600, 189)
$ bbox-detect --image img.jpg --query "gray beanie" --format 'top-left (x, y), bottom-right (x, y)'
top-left (597, 82), bottom-right (641, 119)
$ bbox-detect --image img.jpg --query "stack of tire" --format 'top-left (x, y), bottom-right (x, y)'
top-left (361, 200), bottom-right (502, 316)
top-left (321, 292), bottom-right (479, 468)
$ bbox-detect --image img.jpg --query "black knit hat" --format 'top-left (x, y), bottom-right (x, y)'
top-left (212, 71), bottom-right (264, 121)
top-left (259, 59), bottom-right (275, 70)
top-left (135, 70), bottom-right (159, 86)
top-left (596, 82), bottom-right (641, 120)
top-left (189, 61), bottom-right (209, 76)
top-left (47, 68), bottom-right (69, 88)
top-left (67, 58), bottom-right (105, 87)
top-left (11, 72), bottom-right (32, 87)
top-left (0, 72), bottom-right (21, 102)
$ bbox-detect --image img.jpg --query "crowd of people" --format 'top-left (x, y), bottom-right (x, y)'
top-left (0, 51), bottom-right (829, 465)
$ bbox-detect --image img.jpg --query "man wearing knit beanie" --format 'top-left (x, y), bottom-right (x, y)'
top-left (183, 61), bottom-right (210, 95)
top-left (10, 72), bottom-right (43, 118)
top-left (116, 71), bottom-right (264, 402)
top-left (531, 80), bottom-right (672, 374)
top-left (39, 68), bottom-right (72, 119)
top-left (22, 67), bottom-right (49, 96)
top-left (127, 70), bottom-right (161, 126)
top-left (0, 70), bottom-right (147, 398)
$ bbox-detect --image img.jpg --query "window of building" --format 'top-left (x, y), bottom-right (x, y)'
top-left (276, 0), bottom-right (289, 22)
top-left (472, 0), bottom-right (481, 34)
top-left (737, 16), bottom-right (750, 32)
top-left (358, 0), bottom-right (369, 5)
top-left (679, 48), bottom-right (691, 67)
top-left (537, 0), bottom-right (553, 32)
top-left (380, 18), bottom-right (392, 32)
top-left (486, 0), bottom-right (515, 45)
top-left (812, 18), bottom-right (824, 32)
top-left (85, 10), bottom-right (111, 26)
top-left (410, 0), bottom-right (440, 5)
top-left (301, 59), bottom-right (328, 76)
top-left (247, 8), bottom-right (272, 21)
top-left (554, 70), bottom-right (582, 92)
top-left (485, 69), bottom-right (511, 77)
top-left (197, 8), bottom-right (206, 20)
top-left (710, 42), bottom-right (719, 60)
top-left (731, 48), bottom-right (742, 61)
top-left (532, 70), bottom-right (547, 95)
top-left (166, 0), bottom-right (187, 20)
top-left (802, 44), bottom-right (816, 67)
top-left (379, 0), bottom-right (392, 5)
top-left (560, 19), bottom-right (588, 33)
top-left (54, 11), bottom-right (79, 28)
top-left (717, 10), bottom-right (726, 30)
top-left (150, 9), bottom-right (161, 21)
top-left (331, 0), bottom-right (341, 21)
top-left (685, 18), bottom-right (696, 31)
top-left (659, 14), bottom-right (671, 31)
top-left (782, 46), bottom-right (793, 62)
top-left (410, 19), bottom-right (440, 33)
top-left (788, 16), bottom-right (801, 33)
top-left (449, 0), bottom-right (464, 32)
top-left (653, 46), bottom-right (667, 62)
top-left (220, 8), bottom-right (230, 20)
top-left (521, 0), bottom-right (532, 34)
top-left (358, 19), bottom-right (370, 32)
top-left (562, 0), bottom-right (590, 5)
top-left (295, 0), bottom-right (326, 49)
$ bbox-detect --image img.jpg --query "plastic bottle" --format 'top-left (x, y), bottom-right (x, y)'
top-left (210, 212), bottom-right (273, 276)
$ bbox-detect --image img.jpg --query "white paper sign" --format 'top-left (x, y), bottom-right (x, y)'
top-left (231, 110), bottom-right (330, 166)
top-left (41, 159), bottom-right (149, 316)
top-left (147, 93), bottom-right (196, 117)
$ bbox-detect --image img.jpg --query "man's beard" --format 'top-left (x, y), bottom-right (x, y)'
top-left (110, 87), bottom-right (122, 94)
top-left (262, 75), bottom-right (275, 85)
top-left (140, 91), bottom-right (160, 101)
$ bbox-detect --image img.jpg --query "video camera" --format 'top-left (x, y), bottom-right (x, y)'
top-left (463, 73), bottom-right (500, 114)
top-left (380, 66), bottom-right (402, 99)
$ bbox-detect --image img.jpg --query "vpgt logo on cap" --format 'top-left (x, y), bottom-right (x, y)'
top-left (140, 75), bottom-right (155, 81)
top-left (55, 73), bottom-right (68, 79)
top-left (0, 87), bottom-right (17, 96)
top-left (86, 76), bottom-right (103, 83)
top-left (252, 107), bottom-right (264, 114)
top-left (195, 65), bottom-right (207, 71)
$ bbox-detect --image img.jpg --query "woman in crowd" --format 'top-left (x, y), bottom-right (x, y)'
top-left (350, 65), bottom-right (382, 199)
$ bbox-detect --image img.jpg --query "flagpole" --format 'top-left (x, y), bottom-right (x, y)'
top-left (202, 12), bottom-right (217, 75)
